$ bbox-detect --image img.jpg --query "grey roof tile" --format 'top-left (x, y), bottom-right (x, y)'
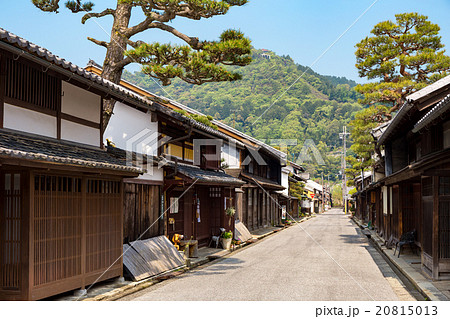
top-left (165, 161), bottom-right (244, 185)
top-left (0, 129), bottom-right (143, 173)
top-left (413, 93), bottom-right (450, 133)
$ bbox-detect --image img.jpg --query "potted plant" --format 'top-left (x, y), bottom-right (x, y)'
top-left (220, 230), bottom-right (233, 250)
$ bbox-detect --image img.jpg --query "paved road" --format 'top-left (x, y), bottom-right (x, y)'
top-left (121, 208), bottom-right (414, 301)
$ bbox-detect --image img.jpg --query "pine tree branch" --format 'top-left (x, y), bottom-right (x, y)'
top-left (87, 37), bottom-right (109, 48)
top-left (123, 11), bottom-right (173, 38)
top-left (114, 56), bottom-right (134, 70)
top-left (125, 38), bottom-right (145, 49)
top-left (32, 0), bottom-right (61, 13)
top-left (124, 17), bottom-right (201, 49)
top-left (150, 23), bottom-right (202, 49)
top-left (82, 8), bottom-right (116, 24)
top-left (66, 0), bottom-right (94, 13)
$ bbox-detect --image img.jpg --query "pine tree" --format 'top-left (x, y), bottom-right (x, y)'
top-left (32, 0), bottom-right (252, 126)
top-left (355, 12), bottom-right (450, 113)
top-left (348, 13), bottom-right (450, 182)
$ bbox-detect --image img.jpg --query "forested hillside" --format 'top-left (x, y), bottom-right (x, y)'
top-left (123, 49), bottom-right (363, 181)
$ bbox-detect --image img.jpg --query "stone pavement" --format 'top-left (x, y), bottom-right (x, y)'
top-left (52, 222), bottom-right (299, 301)
top-left (353, 216), bottom-right (450, 301)
top-left (120, 209), bottom-right (410, 301)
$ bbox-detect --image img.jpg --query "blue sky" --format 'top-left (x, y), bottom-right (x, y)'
top-left (1, 0), bottom-right (450, 83)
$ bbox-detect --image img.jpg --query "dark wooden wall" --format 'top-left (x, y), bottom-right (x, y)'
top-left (1, 170), bottom-right (124, 301)
top-left (124, 183), bottom-right (162, 243)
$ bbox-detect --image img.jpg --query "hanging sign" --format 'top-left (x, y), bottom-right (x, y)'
top-left (170, 197), bottom-right (179, 214)
top-left (196, 199), bottom-right (201, 222)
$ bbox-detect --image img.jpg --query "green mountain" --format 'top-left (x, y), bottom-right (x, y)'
top-left (123, 49), bottom-right (363, 182)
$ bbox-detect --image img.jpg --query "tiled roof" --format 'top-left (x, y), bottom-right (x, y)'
top-left (413, 93), bottom-right (450, 133)
top-left (379, 75), bottom-right (450, 144)
top-left (407, 74), bottom-right (450, 102)
top-left (165, 161), bottom-right (244, 185)
top-left (0, 28), bottom-right (155, 107)
top-left (241, 172), bottom-right (285, 190)
top-left (371, 120), bottom-right (392, 140)
top-left (86, 62), bottom-right (284, 160)
top-left (0, 27), bottom-right (248, 148)
top-left (0, 129), bottom-right (143, 173)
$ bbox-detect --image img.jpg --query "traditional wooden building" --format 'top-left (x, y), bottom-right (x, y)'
top-left (353, 171), bottom-right (374, 224)
top-left (228, 146), bottom-right (286, 230)
top-left (354, 75), bottom-right (450, 280)
top-left (0, 28), bottom-right (145, 300)
top-left (158, 112), bottom-right (245, 247)
top-left (102, 70), bottom-right (246, 247)
top-left (86, 62), bottom-right (288, 233)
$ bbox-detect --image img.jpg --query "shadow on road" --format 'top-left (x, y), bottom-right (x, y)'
top-left (338, 233), bottom-right (368, 246)
top-left (189, 258), bottom-right (245, 277)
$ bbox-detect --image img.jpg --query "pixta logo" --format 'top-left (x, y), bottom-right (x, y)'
top-left (269, 138), bottom-right (325, 165)
top-left (125, 128), bottom-right (171, 174)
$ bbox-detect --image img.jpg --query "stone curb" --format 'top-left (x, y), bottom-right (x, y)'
top-left (351, 217), bottom-right (449, 301)
top-left (83, 215), bottom-right (315, 301)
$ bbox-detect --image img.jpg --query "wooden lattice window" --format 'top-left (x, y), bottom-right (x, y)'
top-left (209, 187), bottom-right (221, 198)
top-left (5, 57), bottom-right (60, 112)
top-left (422, 177), bottom-right (433, 197)
top-left (86, 179), bottom-right (122, 274)
top-left (33, 175), bottom-right (83, 286)
top-left (439, 200), bottom-right (450, 259)
top-left (1, 173), bottom-right (21, 290)
top-left (439, 177), bottom-right (450, 195)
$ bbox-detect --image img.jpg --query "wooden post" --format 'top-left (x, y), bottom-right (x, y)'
top-left (99, 98), bottom-right (104, 148)
top-left (398, 184), bottom-right (403, 237)
top-left (0, 53), bottom-right (5, 129)
top-left (247, 188), bottom-right (253, 230)
top-left (56, 80), bottom-right (62, 140)
top-left (253, 188), bottom-right (258, 229)
top-left (80, 177), bottom-right (87, 289)
top-left (25, 171), bottom-right (33, 300)
top-left (119, 180), bottom-right (124, 278)
top-left (432, 176), bottom-right (439, 280)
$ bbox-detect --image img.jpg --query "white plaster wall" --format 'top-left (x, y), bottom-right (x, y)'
top-left (61, 119), bottom-right (99, 146)
top-left (3, 103), bottom-right (57, 138)
top-left (221, 142), bottom-right (240, 169)
top-left (104, 102), bottom-right (158, 156)
top-left (61, 81), bottom-right (101, 123)
top-left (137, 169), bottom-right (164, 182)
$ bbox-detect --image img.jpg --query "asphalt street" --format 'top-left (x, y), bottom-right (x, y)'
top-left (121, 208), bottom-right (415, 301)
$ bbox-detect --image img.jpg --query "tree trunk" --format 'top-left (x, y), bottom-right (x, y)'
top-left (101, 2), bottom-right (132, 131)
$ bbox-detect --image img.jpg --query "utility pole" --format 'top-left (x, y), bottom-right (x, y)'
top-left (339, 126), bottom-right (350, 214)
top-left (327, 174), bottom-right (330, 209)
top-left (321, 172), bottom-right (324, 213)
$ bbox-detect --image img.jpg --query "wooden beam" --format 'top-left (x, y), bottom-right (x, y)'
top-left (3, 96), bottom-right (57, 117)
top-left (100, 98), bottom-right (104, 148)
top-left (423, 169), bottom-right (450, 177)
top-left (81, 177), bottom-right (87, 289)
top-left (0, 53), bottom-right (5, 129)
top-left (56, 79), bottom-right (62, 140)
top-left (432, 176), bottom-right (439, 280)
top-left (119, 180), bottom-right (124, 278)
top-left (123, 178), bottom-right (163, 186)
top-left (61, 113), bottom-right (100, 129)
top-left (398, 184), bottom-right (403, 236)
top-left (27, 171), bottom-right (34, 300)
top-left (0, 157), bottom-right (139, 177)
